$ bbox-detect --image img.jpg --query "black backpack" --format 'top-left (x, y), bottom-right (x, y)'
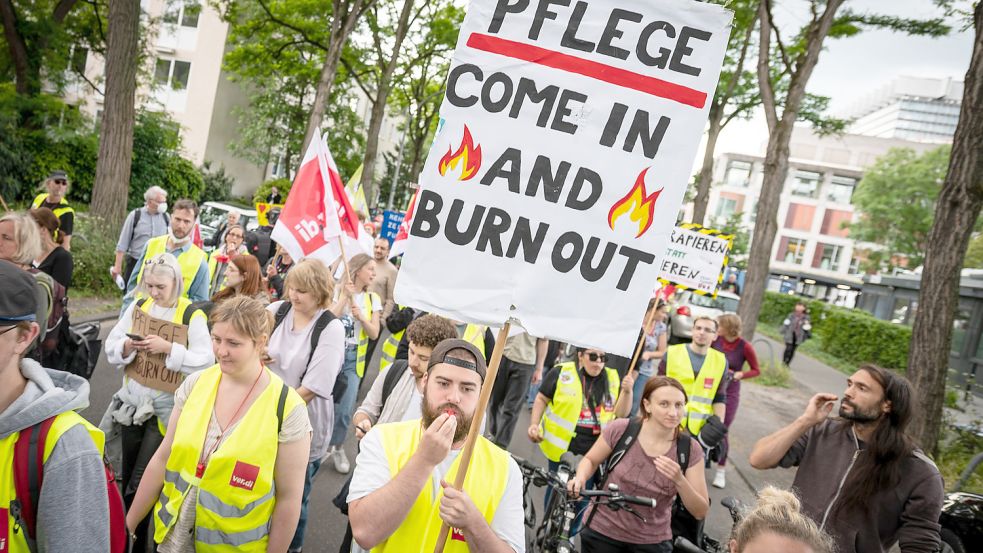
top-left (46, 321), bottom-right (102, 379)
top-left (130, 207), bottom-right (169, 246)
top-left (272, 302), bottom-right (347, 399)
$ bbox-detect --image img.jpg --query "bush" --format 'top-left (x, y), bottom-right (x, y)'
top-left (70, 212), bottom-right (118, 295)
top-left (756, 359), bottom-right (791, 387)
top-left (761, 292), bottom-right (910, 371)
top-left (252, 177), bottom-right (291, 204)
top-left (200, 161), bottom-right (235, 202)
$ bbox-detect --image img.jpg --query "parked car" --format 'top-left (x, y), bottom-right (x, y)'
top-left (198, 201), bottom-right (259, 251)
top-left (667, 290), bottom-right (740, 343)
top-left (940, 450), bottom-right (983, 553)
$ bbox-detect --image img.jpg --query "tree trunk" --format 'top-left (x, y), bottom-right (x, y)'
top-left (0, 0), bottom-right (32, 95)
top-left (361, 0), bottom-right (416, 207)
top-left (907, 3), bottom-right (983, 453)
top-left (301, 0), bottom-right (370, 156)
top-left (91, 0), bottom-right (140, 229)
top-left (691, 104), bottom-right (723, 226)
top-left (739, 0), bottom-right (844, 340)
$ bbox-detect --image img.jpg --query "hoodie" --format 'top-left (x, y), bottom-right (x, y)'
top-left (0, 359), bottom-right (110, 553)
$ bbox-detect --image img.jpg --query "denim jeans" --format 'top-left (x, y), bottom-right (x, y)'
top-left (630, 371), bottom-right (653, 417)
top-left (330, 347), bottom-right (360, 446)
top-left (288, 458), bottom-right (323, 552)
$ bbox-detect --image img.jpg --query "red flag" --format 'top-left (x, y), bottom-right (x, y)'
top-left (272, 129), bottom-right (367, 263)
top-left (389, 187), bottom-right (419, 259)
top-left (192, 218), bottom-right (203, 249)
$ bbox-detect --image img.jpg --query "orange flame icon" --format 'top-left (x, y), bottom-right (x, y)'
top-left (608, 168), bottom-right (663, 238)
top-left (438, 125), bottom-right (482, 181)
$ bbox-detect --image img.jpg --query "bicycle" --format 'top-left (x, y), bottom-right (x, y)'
top-left (513, 454), bottom-right (657, 553)
top-left (672, 496), bottom-right (745, 553)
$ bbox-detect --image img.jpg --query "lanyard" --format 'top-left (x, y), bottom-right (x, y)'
top-left (196, 368), bottom-right (265, 478)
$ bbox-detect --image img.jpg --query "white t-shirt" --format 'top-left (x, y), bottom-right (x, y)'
top-left (400, 386), bottom-right (423, 422)
top-left (339, 291), bottom-right (383, 348)
top-left (348, 422), bottom-right (525, 553)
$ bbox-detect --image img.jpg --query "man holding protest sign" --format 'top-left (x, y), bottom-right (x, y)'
top-left (347, 339), bottom-right (524, 552)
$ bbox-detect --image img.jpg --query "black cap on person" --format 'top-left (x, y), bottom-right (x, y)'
top-left (0, 260), bottom-right (38, 324)
top-left (426, 338), bottom-right (487, 381)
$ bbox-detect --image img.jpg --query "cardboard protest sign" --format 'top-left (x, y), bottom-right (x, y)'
top-left (658, 223), bottom-right (733, 297)
top-left (125, 308), bottom-right (188, 393)
top-left (394, 0), bottom-right (732, 355)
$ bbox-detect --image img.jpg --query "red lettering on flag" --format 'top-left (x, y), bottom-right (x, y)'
top-left (451, 527), bottom-right (467, 542)
top-left (229, 461), bottom-right (260, 491)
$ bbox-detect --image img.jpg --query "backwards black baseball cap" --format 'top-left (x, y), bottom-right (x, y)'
top-left (427, 338), bottom-right (487, 381)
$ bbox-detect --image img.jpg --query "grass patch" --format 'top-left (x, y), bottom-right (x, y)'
top-left (758, 322), bottom-right (858, 375)
top-left (756, 359), bottom-right (792, 387)
top-left (71, 291), bottom-right (121, 320)
top-left (936, 422), bottom-right (983, 494)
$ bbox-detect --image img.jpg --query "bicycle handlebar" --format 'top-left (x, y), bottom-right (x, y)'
top-left (673, 536), bottom-right (707, 553)
top-left (580, 488), bottom-right (657, 508)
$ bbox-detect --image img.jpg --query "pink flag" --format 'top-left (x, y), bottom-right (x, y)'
top-left (272, 129), bottom-right (369, 264)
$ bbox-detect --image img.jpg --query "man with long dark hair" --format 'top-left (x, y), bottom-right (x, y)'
top-left (749, 364), bottom-right (944, 553)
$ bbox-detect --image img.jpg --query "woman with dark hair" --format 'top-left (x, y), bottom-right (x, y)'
top-left (30, 207), bottom-right (73, 291)
top-left (568, 376), bottom-right (709, 553)
top-left (211, 254), bottom-right (269, 305)
top-left (208, 224), bottom-right (247, 295)
top-left (265, 246), bottom-right (294, 301)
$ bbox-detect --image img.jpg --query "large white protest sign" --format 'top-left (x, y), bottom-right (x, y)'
top-left (658, 223), bottom-right (733, 296)
top-left (394, 0), bottom-right (732, 355)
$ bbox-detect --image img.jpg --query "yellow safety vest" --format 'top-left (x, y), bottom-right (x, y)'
top-left (371, 419), bottom-right (510, 553)
top-left (32, 193), bottom-right (74, 240)
top-left (135, 235), bottom-right (208, 299)
top-left (378, 305), bottom-right (405, 374)
top-left (355, 292), bottom-right (380, 378)
top-left (1, 412), bottom-right (104, 553)
top-left (153, 365), bottom-right (305, 550)
top-left (460, 324), bottom-right (486, 350)
top-left (539, 362), bottom-right (620, 462)
top-left (665, 344), bottom-right (727, 435)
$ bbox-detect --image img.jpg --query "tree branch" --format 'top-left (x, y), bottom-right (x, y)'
top-left (340, 55), bottom-right (377, 102)
top-left (256, 0), bottom-right (328, 52)
top-left (717, 8), bottom-right (758, 108)
top-left (52, 0), bottom-right (79, 24)
top-left (764, 0), bottom-right (794, 75)
top-left (757, 0), bottom-right (778, 130)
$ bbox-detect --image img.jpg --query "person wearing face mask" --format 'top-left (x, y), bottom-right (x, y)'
top-left (123, 199), bottom-right (209, 312)
top-left (348, 339), bottom-right (525, 553)
top-left (568, 377), bottom-right (709, 553)
top-left (102, 253), bottom-right (214, 551)
top-left (265, 259), bottom-right (345, 553)
top-left (114, 186), bottom-right (170, 285)
top-left (208, 224), bottom-right (248, 296)
top-left (31, 170), bottom-right (75, 251)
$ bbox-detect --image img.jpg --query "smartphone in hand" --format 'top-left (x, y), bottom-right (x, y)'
top-left (126, 333), bottom-right (145, 341)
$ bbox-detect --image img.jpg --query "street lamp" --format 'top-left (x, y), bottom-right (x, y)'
top-left (386, 88), bottom-right (445, 210)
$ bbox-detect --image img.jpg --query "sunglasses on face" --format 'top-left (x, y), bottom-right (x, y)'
top-left (53, 179), bottom-right (67, 185)
top-left (587, 352), bottom-right (606, 362)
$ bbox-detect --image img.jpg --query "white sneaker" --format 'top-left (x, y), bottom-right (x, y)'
top-left (333, 447), bottom-right (351, 474)
top-left (712, 469), bottom-right (726, 489)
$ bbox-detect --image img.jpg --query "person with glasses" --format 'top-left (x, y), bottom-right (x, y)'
top-left (528, 347), bottom-right (633, 532)
top-left (208, 223), bottom-right (248, 295)
top-left (114, 186), bottom-right (170, 285)
top-left (31, 170), bottom-right (75, 251)
top-left (102, 252), bottom-right (214, 551)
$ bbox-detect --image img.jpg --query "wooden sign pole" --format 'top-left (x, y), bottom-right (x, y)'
top-left (433, 321), bottom-right (511, 553)
top-left (625, 304), bottom-right (658, 377)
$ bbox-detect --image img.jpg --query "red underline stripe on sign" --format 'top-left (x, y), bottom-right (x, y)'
top-left (466, 32), bottom-right (707, 109)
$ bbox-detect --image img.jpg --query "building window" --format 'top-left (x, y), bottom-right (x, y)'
top-left (777, 237), bottom-right (807, 264)
top-left (820, 209), bottom-right (852, 238)
top-left (154, 59), bottom-right (191, 90)
top-left (69, 45), bottom-right (88, 75)
top-left (163, 1), bottom-right (201, 28)
top-left (952, 307), bottom-right (971, 354)
top-left (848, 255), bottom-right (862, 274)
top-left (813, 243), bottom-right (842, 271)
top-left (784, 203), bottom-right (816, 231)
top-left (725, 160), bottom-right (752, 187)
top-left (827, 175), bottom-right (857, 204)
top-left (715, 197), bottom-right (738, 220)
top-left (790, 170), bottom-right (822, 198)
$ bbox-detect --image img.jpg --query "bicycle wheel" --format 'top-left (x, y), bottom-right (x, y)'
top-left (535, 490), bottom-right (565, 553)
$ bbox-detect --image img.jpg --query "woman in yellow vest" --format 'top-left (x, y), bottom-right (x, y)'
top-left (125, 296), bottom-right (312, 552)
top-left (31, 170), bottom-right (74, 250)
top-left (210, 254), bottom-right (270, 306)
top-left (0, 260), bottom-right (110, 552)
top-left (528, 347), bottom-right (633, 533)
top-left (102, 253), bottom-right (214, 551)
top-left (327, 253), bottom-right (381, 474)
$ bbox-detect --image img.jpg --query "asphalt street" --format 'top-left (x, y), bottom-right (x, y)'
top-left (79, 320), bottom-right (802, 552)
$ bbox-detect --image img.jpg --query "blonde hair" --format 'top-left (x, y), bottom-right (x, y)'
top-left (138, 253), bottom-right (183, 307)
top-left (347, 253), bottom-right (374, 291)
top-left (718, 313), bottom-right (742, 339)
top-left (731, 487), bottom-right (835, 553)
top-left (209, 295), bottom-right (273, 345)
top-left (0, 212), bottom-right (42, 265)
top-left (284, 258), bottom-right (334, 308)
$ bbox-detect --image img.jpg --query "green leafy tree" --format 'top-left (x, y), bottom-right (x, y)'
top-left (848, 146), bottom-right (951, 271)
top-left (737, 0), bottom-right (950, 340)
top-left (712, 212), bottom-right (751, 271)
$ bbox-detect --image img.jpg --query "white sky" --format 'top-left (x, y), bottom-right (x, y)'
top-left (712, 0), bottom-right (975, 159)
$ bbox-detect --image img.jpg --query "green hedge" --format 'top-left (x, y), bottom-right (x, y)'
top-left (71, 212), bottom-right (118, 295)
top-left (761, 291), bottom-right (910, 371)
